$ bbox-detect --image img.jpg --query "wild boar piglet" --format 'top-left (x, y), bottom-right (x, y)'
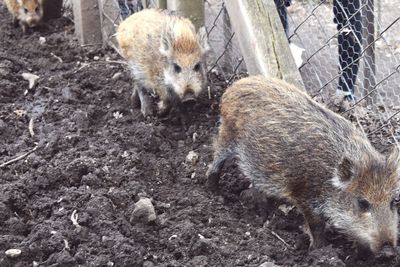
top-left (207, 75), bottom-right (400, 258)
top-left (117, 9), bottom-right (210, 117)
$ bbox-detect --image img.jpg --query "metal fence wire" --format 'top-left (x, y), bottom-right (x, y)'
top-left (282, 0), bottom-right (400, 148)
top-left (102, 0), bottom-right (400, 148)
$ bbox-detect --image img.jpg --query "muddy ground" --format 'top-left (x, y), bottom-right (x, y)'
top-left (0, 4), bottom-right (399, 267)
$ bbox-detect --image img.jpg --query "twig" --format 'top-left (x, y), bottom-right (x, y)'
top-left (268, 229), bottom-right (294, 250)
top-left (63, 239), bottom-right (70, 250)
top-left (98, 59), bottom-right (128, 65)
top-left (50, 52), bottom-right (63, 63)
top-left (0, 145), bottom-right (38, 168)
top-left (29, 118), bottom-right (35, 137)
top-left (42, 86), bottom-right (55, 91)
top-left (70, 210), bottom-right (81, 229)
top-left (80, 43), bottom-right (102, 47)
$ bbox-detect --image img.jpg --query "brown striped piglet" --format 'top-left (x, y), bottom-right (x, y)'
top-left (207, 75), bottom-right (400, 258)
top-left (117, 9), bottom-right (210, 118)
top-left (5, 0), bottom-right (43, 33)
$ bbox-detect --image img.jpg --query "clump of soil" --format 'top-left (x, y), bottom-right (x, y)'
top-left (0, 4), bottom-right (397, 267)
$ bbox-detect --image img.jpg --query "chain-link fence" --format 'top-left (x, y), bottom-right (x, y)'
top-left (101, 0), bottom-right (400, 147)
top-left (204, 1), bottom-right (246, 84)
top-left (99, 1), bottom-right (164, 49)
top-left (281, 0), bottom-right (400, 147)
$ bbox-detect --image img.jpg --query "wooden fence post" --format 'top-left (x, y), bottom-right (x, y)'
top-left (73, 0), bottom-right (103, 45)
top-left (167, 0), bottom-right (205, 30)
top-left (157, 0), bottom-right (167, 9)
top-left (224, 0), bottom-right (304, 90)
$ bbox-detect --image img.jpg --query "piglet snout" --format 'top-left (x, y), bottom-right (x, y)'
top-left (377, 243), bottom-right (397, 260)
top-left (182, 91), bottom-right (196, 103)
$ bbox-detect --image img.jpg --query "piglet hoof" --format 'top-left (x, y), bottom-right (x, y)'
top-left (156, 101), bottom-right (171, 118)
top-left (13, 18), bottom-right (19, 28)
top-left (140, 103), bottom-right (153, 118)
top-left (376, 244), bottom-right (397, 261)
top-left (309, 235), bottom-right (328, 251)
top-left (206, 172), bottom-right (220, 192)
top-left (130, 91), bottom-right (140, 108)
top-left (355, 244), bottom-right (374, 260)
top-left (206, 179), bottom-right (219, 192)
top-left (20, 22), bottom-right (28, 34)
top-left (178, 113), bottom-right (188, 130)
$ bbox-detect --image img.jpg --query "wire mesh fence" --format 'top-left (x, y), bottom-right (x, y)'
top-left (281, 0), bottom-right (400, 147)
top-left (100, 0), bottom-right (400, 147)
top-left (204, 1), bottom-right (246, 84)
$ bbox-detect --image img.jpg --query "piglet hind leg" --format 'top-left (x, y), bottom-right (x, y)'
top-left (13, 17), bottom-right (19, 28)
top-left (20, 22), bottom-right (27, 34)
top-left (130, 84), bottom-right (140, 108)
top-left (157, 87), bottom-right (178, 117)
top-left (157, 99), bottom-right (172, 117)
top-left (206, 144), bottom-right (235, 191)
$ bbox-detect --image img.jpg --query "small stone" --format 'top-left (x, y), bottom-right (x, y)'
top-left (93, 56), bottom-right (100, 61)
top-left (74, 111), bottom-right (90, 130)
top-left (190, 235), bottom-right (216, 256)
top-left (0, 119), bottom-right (6, 133)
top-left (5, 249), bottom-right (21, 258)
top-left (106, 261), bottom-right (114, 267)
top-left (278, 204), bottom-right (295, 215)
top-left (113, 111), bottom-right (123, 119)
top-left (62, 87), bottom-right (77, 101)
top-left (131, 197), bottom-right (156, 223)
top-left (178, 140), bottom-right (185, 148)
top-left (156, 201), bottom-right (171, 209)
top-left (186, 151), bottom-right (199, 165)
top-left (39, 37), bottom-right (46, 45)
top-left (0, 62), bottom-right (12, 77)
top-left (21, 73), bottom-right (39, 89)
top-left (192, 132), bottom-right (198, 142)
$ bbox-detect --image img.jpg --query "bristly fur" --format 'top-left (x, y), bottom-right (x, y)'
top-left (5, 0), bottom-right (43, 33)
top-left (116, 8), bottom-right (209, 117)
top-left (207, 75), bottom-right (400, 255)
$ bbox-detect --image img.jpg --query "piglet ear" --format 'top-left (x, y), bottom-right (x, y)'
top-left (387, 145), bottom-right (400, 176)
top-left (197, 26), bottom-right (210, 54)
top-left (159, 27), bottom-right (173, 57)
top-left (332, 156), bottom-right (355, 190)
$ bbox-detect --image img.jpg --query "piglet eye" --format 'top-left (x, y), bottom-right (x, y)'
top-left (173, 63), bottom-right (181, 74)
top-left (391, 196), bottom-right (400, 210)
top-left (357, 198), bottom-right (371, 212)
top-left (35, 7), bottom-right (39, 12)
top-left (193, 63), bottom-right (201, 72)
top-left (24, 8), bottom-right (29, 13)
